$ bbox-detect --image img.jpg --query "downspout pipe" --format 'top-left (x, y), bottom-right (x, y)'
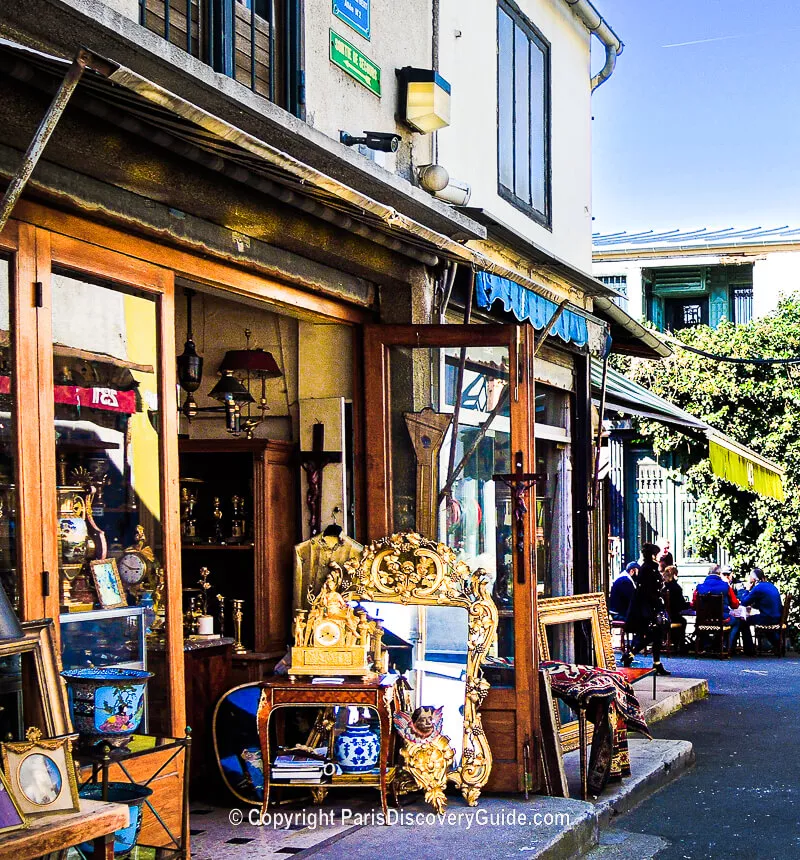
top-left (562, 0), bottom-right (624, 91)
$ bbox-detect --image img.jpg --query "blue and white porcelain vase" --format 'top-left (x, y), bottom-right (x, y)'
top-left (61, 667), bottom-right (153, 747)
top-left (334, 723), bottom-right (380, 773)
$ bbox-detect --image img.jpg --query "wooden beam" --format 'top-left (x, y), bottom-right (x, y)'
top-left (14, 200), bottom-right (371, 324)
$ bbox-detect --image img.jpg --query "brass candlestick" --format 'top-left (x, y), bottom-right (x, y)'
top-left (232, 599), bottom-right (246, 654)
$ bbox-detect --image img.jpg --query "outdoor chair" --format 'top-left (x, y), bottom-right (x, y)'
top-left (662, 591), bottom-right (686, 656)
top-left (753, 594), bottom-right (792, 657)
top-left (611, 617), bottom-right (631, 661)
top-left (694, 594), bottom-right (731, 659)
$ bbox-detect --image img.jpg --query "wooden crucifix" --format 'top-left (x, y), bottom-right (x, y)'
top-left (299, 422), bottom-right (342, 537)
top-left (493, 451), bottom-right (544, 584)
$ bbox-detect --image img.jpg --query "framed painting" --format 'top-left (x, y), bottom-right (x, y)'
top-left (0, 768), bottom-right (27, 834)
top-left (1, 729), bottom-right (79, 817)
top-left (89, 558), bottom-right (127, 609)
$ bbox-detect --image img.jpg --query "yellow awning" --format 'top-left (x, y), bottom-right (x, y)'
top-left (708, 432), bottom-right (785, 502)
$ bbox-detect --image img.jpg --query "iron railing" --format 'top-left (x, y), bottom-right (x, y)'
top-left (140, 0), bottom-right (277, 100)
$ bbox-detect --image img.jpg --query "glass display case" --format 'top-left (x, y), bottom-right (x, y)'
top-left (60, 606), bottom-right (147, 672)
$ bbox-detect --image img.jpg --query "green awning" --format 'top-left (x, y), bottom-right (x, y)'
top-left (592, 362), bottom-right (785, 501)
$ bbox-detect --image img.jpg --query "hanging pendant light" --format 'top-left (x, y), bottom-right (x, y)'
top-left (177, 289), bottom-right (204, 421)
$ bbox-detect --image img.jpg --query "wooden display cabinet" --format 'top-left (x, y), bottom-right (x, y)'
top-left (178, 439), bottom-right (296, 653)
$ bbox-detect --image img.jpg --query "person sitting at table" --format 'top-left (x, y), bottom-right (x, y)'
top-left (622, 543), bottom-right (671, 675)
top-left (692, 563), bottom-right (740, 651)
top-left (733, 568), bottom-right (783, 655)
top-left (609, 562), bottom-right (638, 620)
top-left (663, 565), bottom-right (690, 654)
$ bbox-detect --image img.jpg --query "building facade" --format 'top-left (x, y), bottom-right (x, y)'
top-left (0, 0), bottom-right (667, 824)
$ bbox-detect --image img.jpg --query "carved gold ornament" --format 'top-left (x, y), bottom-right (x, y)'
top-left (342, 532), bottom-right (498, 806)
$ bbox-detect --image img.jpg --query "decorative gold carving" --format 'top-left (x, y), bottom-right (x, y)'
top-left (289, 566), bottom-right (384, 679)
top-left (394, 706), bottom-right (454, 813)
top-left (341, 532), bottom-right (498, 806)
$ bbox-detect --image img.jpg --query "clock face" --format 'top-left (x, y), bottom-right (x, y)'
top-left (314, 620), bottom-right (342, 647)
top-left (117, 552), bottom-right (147, 586)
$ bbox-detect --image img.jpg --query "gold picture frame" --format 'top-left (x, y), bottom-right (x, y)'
top-left (342, 532), bottom-right (499, 807)
top-left (536, 593), bottom-right (616, 752)
top-left (0, 768), bottom-right (28, 834)
top-left (89, 558), bottom-right (127, 609)
top-left (0, 620), bottom-right (73, 737)
top-left (1, 729), bottom-right (80, 817)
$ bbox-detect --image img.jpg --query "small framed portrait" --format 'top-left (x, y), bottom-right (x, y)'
top-left (2, 729), bottom-right (80, 817)
top-left (0, 768), bottom-right (27, 834)
top-left (89, 558), bottom-right (127, 610)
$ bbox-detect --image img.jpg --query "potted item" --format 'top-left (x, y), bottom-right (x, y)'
top-left (333, 720), bottom-right (380, 774)
top-left (79, 782), bottom-right (153, 858)
top-left (61, 667), bottom-right (153, 748)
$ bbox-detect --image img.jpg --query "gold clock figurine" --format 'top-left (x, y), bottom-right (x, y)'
top-left (289, 564), bottom-right (385, 680)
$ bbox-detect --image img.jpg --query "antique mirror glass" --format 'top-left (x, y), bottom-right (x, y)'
top-left (536, 594), bottom-right (615, 751)
top-left (387, 344), bottom-right (514, 689)
top-left (343, 533), bottom-right (498, 805)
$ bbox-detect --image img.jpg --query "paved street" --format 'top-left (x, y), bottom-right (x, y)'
top-left (601, 656), bottom-right (800, 859)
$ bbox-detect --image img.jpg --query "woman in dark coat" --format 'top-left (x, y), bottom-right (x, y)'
top-left (623, 542), bottom-right (671, 675)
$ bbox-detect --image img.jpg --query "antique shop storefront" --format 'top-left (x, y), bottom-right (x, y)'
top-left (0, 34), bottom-right (663, 845)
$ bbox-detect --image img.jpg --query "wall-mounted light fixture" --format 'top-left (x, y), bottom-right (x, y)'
top-left (396, 67), bottom-right (451, 134)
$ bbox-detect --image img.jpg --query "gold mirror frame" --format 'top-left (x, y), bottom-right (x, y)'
top-left (536, 593), bottom-right (615, 752)
top-left (342, 532), bottom-right (498, 806)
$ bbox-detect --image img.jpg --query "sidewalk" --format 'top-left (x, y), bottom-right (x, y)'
top-left (190, 675), bottom-right (706, 859)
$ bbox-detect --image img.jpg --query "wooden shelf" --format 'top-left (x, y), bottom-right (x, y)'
top-left (181, 544), bottom-right (254, 551)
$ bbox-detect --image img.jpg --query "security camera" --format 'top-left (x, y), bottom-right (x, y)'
top-left (340, 130), bottom-right (402, 153)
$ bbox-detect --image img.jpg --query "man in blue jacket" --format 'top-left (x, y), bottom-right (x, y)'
top-left (609, 562), bottom-right (638, 620)
top-left (692, 564), bottom-right (740, 651)
top-left (736, 569), bottom-right (783, 655)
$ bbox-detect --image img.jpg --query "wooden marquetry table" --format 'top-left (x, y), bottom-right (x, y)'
top-left (0, 798), bottom-right (129, 860)
top-left (257, 676), bottom-right (396, 818)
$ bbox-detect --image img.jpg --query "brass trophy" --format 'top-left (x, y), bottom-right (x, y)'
top-left (288, 563), bottom-right (385, 680)
top-left (229, 495), bottom-right (247, 544)
top-left (232, 599), bottom-right (247, 654)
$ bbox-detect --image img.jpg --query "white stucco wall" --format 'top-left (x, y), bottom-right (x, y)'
top-left (753, 251), bottom-right (800, 318)
top-left (437, 0), bottom-right (594, 272)
top-left (303, 0), bottom-right (434, 176)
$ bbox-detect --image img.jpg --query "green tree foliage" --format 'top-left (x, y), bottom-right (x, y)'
top-left (625, 297), bottom-right (800, 633)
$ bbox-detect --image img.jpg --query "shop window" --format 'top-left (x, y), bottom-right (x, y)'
top-left (497, 0), bottom-right (551, 225)
top-left (534, 386), bottom-right (572, 598)
top-left (0, 256), bottom-right (20, 739)
top-left (388, 344), bottom-right (515, 687)
top-left (52, 270), bottom-right (162, 726)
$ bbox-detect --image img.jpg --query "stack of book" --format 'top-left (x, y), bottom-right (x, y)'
top-left (270, 750), bottom-right (334, 784)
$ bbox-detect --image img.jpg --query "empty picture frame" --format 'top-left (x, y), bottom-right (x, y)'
top-left (0, 619), bottom-right (73, 738)
top-left (536, 593), bottom-right (615, 752)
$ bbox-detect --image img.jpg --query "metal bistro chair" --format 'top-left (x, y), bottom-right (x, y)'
top-left (611, 617), bottom-right (632, 662)
top-left (694, 594), bottom-right (731, 659)
top-left (662, 591), bottom-right (687, 656)
top-left (753, 594), bottom-right (792, 656)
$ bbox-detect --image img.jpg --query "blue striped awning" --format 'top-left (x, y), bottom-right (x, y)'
top-left (475, 272), bottom-right (588, 346)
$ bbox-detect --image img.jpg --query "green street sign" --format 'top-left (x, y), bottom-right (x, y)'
top-left (329, 29), bottom-right (381, 97)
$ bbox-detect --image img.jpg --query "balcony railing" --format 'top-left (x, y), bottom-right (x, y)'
top-left (141, 0), bottom-right (278, 101)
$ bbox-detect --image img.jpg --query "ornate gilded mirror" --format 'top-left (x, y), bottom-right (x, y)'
top-left (536, 593), bottom-right (615, 751)
top-left (342, 532), bottom-right (498, 805)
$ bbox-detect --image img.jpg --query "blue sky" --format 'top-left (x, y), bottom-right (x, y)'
top-left (590, 0), bottom-right (800, 235)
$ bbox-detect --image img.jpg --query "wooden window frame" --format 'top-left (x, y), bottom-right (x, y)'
top-left (0, 218), bottom-right (186, 736)
top-left (361, 322), bottom-right (540, 792)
